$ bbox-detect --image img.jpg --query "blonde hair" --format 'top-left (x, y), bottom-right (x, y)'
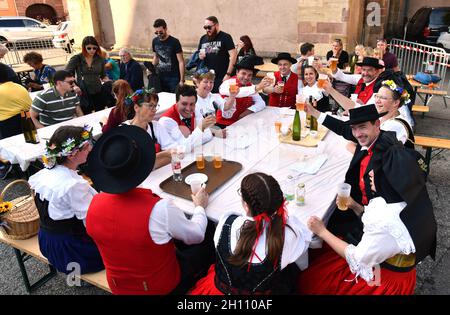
top-left (355, 44), bottom-right (365, 56)
top-left (372, 48), bottom-right (382, 59)
top-left (364, 47), bottom-right (374, 57)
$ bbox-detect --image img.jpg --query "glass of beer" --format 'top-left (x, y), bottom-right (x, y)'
top-left (229, 78), bottom-right (238, 94)
top-left (277, 81), bottom-right (285, 93)
top-left (296, 95), bottom-right (306, 111)
top-left (196, 153), bottom-right (205, 170)
top-left (330, 58), bottom-right (339, 72)
top-left (337, 183), bottom-right (351, 211)
top-left (317, 74), bottom-right (328, 89)
top-left (274, 121), bottom-right (282, 133)
top-left (213, 154), bottom-right (223, 169)
top-left (267, 72), bottom-right (275, 84)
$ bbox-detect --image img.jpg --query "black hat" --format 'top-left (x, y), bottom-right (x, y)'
top-left (271, 52), bottom-right (297, 65)
top-left (235, 55), bottom-right (264, 72)
top-left (344, 104), bottom-right (387, 125)
top-left (356, 57), bottom-right (385, 69)
top-left (87, 125), bottom-right (156, 194)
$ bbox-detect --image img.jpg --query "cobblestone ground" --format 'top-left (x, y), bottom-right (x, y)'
top-left (1, 92), bottom-right (449, 295)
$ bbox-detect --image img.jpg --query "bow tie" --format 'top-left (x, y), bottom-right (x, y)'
top-left (182, 117), bottom-right (192, 129)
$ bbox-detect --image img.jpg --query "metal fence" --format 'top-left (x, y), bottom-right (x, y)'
top-left (389, 38), bottom-right (450, 92)
top-left (1, 36), bottom-right (73, 67)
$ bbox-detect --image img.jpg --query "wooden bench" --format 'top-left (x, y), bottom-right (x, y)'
top-left (415, 136), bottom-right (450, 176)
top-left (0, 232), bottom-right (110, 294)
top-left (412, 104), bottom-right (430, 119)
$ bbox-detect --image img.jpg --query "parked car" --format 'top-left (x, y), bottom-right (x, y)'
top-left (52, 21), bottom-right (74, 53)
top-left (404, 7), bottom-right (450, 47)
top-left (0, 16), bottom-right (55, 43)
top-left (437, 26), bottom-right (450, 52)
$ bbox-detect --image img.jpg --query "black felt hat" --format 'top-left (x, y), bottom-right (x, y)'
top-left (271, 52), bottom-right (297, 65)
top-left (344, 104), bottom-right (387, 125)
top-left (235, 55), bottom-right (264, 72)
top-left (87, 125), bottom-right (156, 194)
top-left (356, 57), bottom-right (385, 69)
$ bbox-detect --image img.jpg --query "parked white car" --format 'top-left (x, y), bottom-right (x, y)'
top-left (0, 16), bottom-right (55, 43)
top-left (437, 26), bottom-right (450, 52)
top-left (52, 21), bottom-right (74, 52)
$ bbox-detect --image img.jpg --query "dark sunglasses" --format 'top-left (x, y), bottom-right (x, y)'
top-left (86, 46), bottom-right (98, 51)
top-left (203, 25), bottom-right (214, 30)
top-left (154, 31), bottom-right (164, 35)
top-left (64, 80), bottom-right (75, 85)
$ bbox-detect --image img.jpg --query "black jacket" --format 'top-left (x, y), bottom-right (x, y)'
top-left (119, 59), bottom-right (144, 91)
top-left (323, 116), bottom-right (437, 264)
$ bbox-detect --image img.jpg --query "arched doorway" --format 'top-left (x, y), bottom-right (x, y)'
top-left (25, 4), bottom-right (57, 24)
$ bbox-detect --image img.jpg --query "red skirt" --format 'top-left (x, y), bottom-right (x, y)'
top-left (189, 264), bottom-right (224, 295)
top-left (297, 243), bottom-right (416, 295)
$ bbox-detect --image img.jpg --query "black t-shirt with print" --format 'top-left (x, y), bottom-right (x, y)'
top-left (152, 35), bottom-right (182, 77)
top-left (197, 31), bottom-right (235, 81)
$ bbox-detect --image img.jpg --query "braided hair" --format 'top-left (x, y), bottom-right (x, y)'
top-left (229, 173), bottom-right (288, 267)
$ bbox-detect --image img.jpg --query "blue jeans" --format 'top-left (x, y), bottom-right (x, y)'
top-left (160, 75), bottom-right (180, 93)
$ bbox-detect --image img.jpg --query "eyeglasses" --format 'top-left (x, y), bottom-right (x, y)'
top-left (143, 103), bottom-right (160, 111)
top-left (154, 31), bottom-right (164, 35)
top-left (374, 94), bottom-right (392, 101)
top-left (86, 46), bottom-right (98, 51)
top-left (203, 24), bottom-right (215, 30)
top-left (64, 80), bottom-right (75, 85)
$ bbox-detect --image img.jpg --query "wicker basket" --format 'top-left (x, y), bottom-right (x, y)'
top-left (0, 180), bottom-right (39, 240)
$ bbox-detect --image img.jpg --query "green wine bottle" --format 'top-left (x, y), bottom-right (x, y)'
top-left (350, 55), bottom-right (357, 74)
top-left (292, 110), bottom-right (301, 141)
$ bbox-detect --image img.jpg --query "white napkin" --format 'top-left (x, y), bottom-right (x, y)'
top-left (289, 153), bottom-right (328, 175)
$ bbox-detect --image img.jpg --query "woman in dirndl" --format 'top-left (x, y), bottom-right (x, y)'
top-left (29, 125), bottom-right (104, 274)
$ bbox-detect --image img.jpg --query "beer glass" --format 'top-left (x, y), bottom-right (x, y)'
top-left (296, 95), bottom-right (306, 111)
top-left (337, 183), bottom-right (351, 211)
top-left (317, 74), bottom-right (328, 89)
top-left (196, 154), bottom-right (205, 170)
top-left (229, 78), bottom-right (238, 94)
top-left (274, 121), bottom-right (282, 133)
top-left (330, 58), bottom-right (339, 72)
top-left (213, 154), bottom-right (223, 169)
top-left (277, 81), bottom-right (285, 93)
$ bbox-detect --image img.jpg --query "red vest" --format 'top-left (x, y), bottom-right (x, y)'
top-left (269, 71), bottom-right (298, 108)
top-left (354, 78), bottom-right (376, 104)
top-left (162, 104), bottom-right (196, 133)
top-left (216, 76), bottom-right (254, 126)
top-left (86, 188), bottom-right (181, 295)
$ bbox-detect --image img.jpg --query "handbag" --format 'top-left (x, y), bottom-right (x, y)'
top-left (0, 180), bottom-right (40, 240)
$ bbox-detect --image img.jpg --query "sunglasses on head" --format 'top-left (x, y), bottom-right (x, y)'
top-left (86, 46), bottom-right (98, 51)
top-left (203, 25), bottom-right (214, 30)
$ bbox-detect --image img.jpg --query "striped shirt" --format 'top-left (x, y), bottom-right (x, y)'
top-left (31, 87), bottom-right (80, 126)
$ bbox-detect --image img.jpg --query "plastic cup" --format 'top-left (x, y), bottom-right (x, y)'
top-left (308, 56), bottom-right (315, 66)
top-left (317, 74), bottom-right (328, 89)
top-left (296, 95), bottom-right (306, 111)
top-left (196, 154), bottom-right (205, 170)
top-left (337, 183), bottom-right (351, 211)
top-left (229, 78), bottom-right (238, 94)
top-left (213, 154), bottom-right (223, 169)
top-left (350, 94), bottom-right (358, 102)
top-left (190, 180), bottom-right (203, 194)
top-left (274, 121), bottom-right (282, 133)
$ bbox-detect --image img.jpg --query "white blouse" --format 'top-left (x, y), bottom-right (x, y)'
top-left (214, 210), bottom-right (312, 269)
top-left (380, 114), bottom-right (411, 145)
top-left (299, 82), bottom-right (328, 102)
top-left (29, 165), bottom-right (97, 224)
top-left (195, 92), bottom-right (236, 123)
top-left (123, 120), bottom-right (177, 151)
top-left (344, 197), bottom-right (415, 282)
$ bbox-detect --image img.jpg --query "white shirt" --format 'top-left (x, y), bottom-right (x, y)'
top-left (344, 197), bottom-right (415, 282)
top-left (317, 113), bottom-right (411, 145)
top-left (29, 165), bottom-right (97, 225)
top-left (218, 79), bottom-right (266, 113)
top-left (195, 92), bottom-right (236, 123)
top-left (214, 210), bottom-right (312, 269)
top-left (299, 82), bottom-right (329, 101)
top-left (123, 120), bottom-right (177, 150)
top-left (159, 115), bottom-right (213, 152)
top-left (148, 198), bottom-right (207, 245)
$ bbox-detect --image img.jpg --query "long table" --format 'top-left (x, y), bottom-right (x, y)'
top-left (140, 107), bottom-right (353, 225)
top-left (0, 92), bottom-right (176, 172)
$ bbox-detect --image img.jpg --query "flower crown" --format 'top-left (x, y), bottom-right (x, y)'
top-left (382, 80), bottom-right (411, 105)
top-left (124, 88), bottom-right (156, 107)
top-left (41, 125), bottom-right (93, 169)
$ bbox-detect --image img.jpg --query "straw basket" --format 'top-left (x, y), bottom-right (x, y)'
top-left (0, 180), bottom-right (39, 240)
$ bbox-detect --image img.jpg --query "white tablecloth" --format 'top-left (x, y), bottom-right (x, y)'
top-left (0, 92), bottom-right (176, 171)
top-left (140, 107), bottom-right (353, 225)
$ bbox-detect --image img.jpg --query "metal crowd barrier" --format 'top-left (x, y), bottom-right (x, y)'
top-left (1, 36), bottom-right (72, 66)
top-left (389, 38), bottom-right (449, 92)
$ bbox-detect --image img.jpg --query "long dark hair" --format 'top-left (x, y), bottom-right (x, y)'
top-left (240, 35), bottom-right (255, 54)
top-left (81, 36), bottom-right (101, 57)
top-left (228, 173), bottom-right (288, 267)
